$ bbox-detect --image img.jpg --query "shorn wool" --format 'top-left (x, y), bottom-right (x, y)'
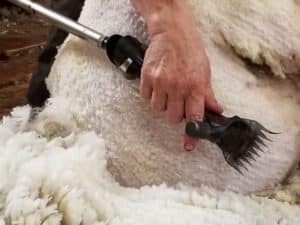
top-left (0, 0), bottom-right (300, 224)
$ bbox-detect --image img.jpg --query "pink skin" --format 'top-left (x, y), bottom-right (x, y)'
top-left (131, 0), bottom-right (223, 151)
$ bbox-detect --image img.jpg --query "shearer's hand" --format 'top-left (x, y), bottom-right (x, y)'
top-left (132, 0), bottom-right (223, 151)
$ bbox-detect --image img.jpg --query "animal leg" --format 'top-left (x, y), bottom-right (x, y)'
top-left (27, 0), bottom-right (85, 107)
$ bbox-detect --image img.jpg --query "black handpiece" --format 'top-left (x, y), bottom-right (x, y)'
top-left (103, 35), bottom-right (233, 142)
top-left (102, 35), bottom-right (277, 173)
top-left (103, 36), bottom-right (231, 138)
top-left (103, 35), bottom-right (146, 80)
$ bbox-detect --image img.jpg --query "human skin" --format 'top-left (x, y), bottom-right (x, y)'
top-left (131, 0), bottom-right (223, 151)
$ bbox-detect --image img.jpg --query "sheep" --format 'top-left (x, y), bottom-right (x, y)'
top-left (30, 0), bottom-right (300, 193)
top-left (0, 121), bottom-right (299, 225)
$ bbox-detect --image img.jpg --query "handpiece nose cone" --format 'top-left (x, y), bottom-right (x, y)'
top-left (185, 121), bottom-right (211, 139)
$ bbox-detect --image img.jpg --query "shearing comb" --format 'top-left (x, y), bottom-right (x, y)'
top-left (8, 0), bottom-right (278, 173)
top-left (185, 111), bottom-right (278, 173)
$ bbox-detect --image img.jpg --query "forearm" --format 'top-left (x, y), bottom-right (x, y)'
top-left (131, 0), bottom-right (197, 37)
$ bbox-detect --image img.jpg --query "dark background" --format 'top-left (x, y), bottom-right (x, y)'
top-left (0, 0), bottom-right (50, 116)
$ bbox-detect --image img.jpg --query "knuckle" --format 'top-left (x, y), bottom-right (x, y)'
top-left (153, 74), bottom-right (164, 87)
top-left (190, 84), bottom-right (205, 96)
top-left (141, 66), bottom-right (153, 80)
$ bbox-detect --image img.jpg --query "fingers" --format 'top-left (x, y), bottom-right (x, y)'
top-left (140, 72), bottom-right (153, 100)
top-left (167, 94), bottom-right (184, 123)
top-left (205, 85), bottom-right (223, 113)
top-left (151, 89), bottom-right (167, 112)
top-left (183, 134), bottom-right (199, 151)
top-left (141, 64), bottom-right (168, 112)
top-left (182, 94), bottom-right (205, 151)
top-left (185, 94), bottom-right (205, 122)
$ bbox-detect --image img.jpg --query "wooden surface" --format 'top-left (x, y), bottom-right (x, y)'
top-left (0, 13), bottom-right (48, 116)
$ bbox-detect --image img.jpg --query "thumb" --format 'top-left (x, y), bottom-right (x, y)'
top-left (205, 85), bottom-right (223, 113)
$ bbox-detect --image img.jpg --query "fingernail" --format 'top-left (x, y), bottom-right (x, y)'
top-left (184, 143), bottom-right (195, 151)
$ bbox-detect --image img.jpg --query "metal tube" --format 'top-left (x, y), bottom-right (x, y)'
top-left (7, 0), bottom-right (106, 47)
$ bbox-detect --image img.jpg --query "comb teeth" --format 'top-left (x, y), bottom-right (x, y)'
top-left (190, 111), bottom-right (280, 174)
top-left (226, 122), bottom-right (278, 174)
top-left (258, 130), bottom-right (273, 142)
top-left (249, 146), bottom-right (260, 156)
top-left (244, 151), bottom-right (256, 162)
top-left (255, 136), bottom-right (267, 148)
top-left (230, 160), bottom-right (243, 174)
top-left (252, 142), bottom-right (264, 153)
top-left (240, 155), bottom-right (252, 166)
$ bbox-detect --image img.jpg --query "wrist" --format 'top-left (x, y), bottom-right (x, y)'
top-left (132, 0), bottom-right (196, 37)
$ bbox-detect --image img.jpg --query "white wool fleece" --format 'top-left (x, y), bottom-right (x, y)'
top-left (191, 0), bottom-right (300, 78)
top-left (46, 0), bottom-right (300, 193)
top-left (0, 107), bottom-right (299, 225)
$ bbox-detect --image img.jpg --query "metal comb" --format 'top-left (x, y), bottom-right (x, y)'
top-left (186, 111), bottom-right (279, 173)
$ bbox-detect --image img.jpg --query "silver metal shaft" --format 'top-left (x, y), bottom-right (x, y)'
top-left (7, 0), bottom-right (106, 47)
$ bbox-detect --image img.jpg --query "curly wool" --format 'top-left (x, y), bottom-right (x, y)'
top-left (1, 0), bottom-right (300, 224)
top-left (0, 107), bottom-right (299, 225)
top-left (46, 0), bottom-right (300, 192)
